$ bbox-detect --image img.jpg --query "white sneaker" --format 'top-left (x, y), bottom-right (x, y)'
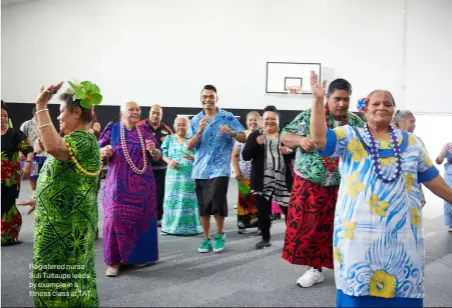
top-left (296, 267), bottom-right (325, 288)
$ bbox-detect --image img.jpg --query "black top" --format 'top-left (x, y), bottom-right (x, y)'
top-left (242, 130), bottom-right (295, 194)
top-left (144, 120), bottom-right (174, 169)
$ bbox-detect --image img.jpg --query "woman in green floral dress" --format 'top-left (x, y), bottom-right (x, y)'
top-left (1, 101), bottom-right (33, 245)
top-left (19, 81), bottom-right (102, 307)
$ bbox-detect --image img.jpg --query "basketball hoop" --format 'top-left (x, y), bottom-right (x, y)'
top-left (287, 86), bottom-right (301, 95)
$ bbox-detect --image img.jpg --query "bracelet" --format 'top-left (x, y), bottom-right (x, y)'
top-left (35, 108), bottom-right (49, 115)
top-left (25, 160), bottom-right (33, 163)
top-left (39, 123), bottom-right (53, 129)
top-left (151, 149), bottom-right (158, 156)
top-left (230, 131), bottom-right (236, 138)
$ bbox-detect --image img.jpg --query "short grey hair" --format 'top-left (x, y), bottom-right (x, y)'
top-left (173, 116), bottom-right (189, 129)
top-left (393, 110), bottom-right (414, 127)
top-left (120, 101), bottom-right (141, 113)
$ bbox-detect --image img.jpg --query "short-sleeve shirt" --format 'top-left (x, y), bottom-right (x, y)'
top-left (187, 108), bottom-right (245, 179)
top-left (282, 109), bottom-right (364, 186)
top-left (319, 125), bottom-right (439, 299)
top-left (20, 118), bottom-right (48, 157)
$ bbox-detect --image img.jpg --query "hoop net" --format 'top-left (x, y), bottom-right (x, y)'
top-left (287, 86), bottom-right (301, 94)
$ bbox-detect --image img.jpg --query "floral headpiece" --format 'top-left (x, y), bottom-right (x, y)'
top-left (67, 81), bottom-right (103, 109)
top-left (357, 97), bottom-right (368, 112)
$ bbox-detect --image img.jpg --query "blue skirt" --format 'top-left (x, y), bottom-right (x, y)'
top-left (336, 290), bottom-right (423, 307)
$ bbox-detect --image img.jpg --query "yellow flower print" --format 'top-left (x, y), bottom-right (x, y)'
top-left (345, 171), bottom-right (365, 198)
top-left (334, 247), bottom-right (343, 264)
top-left (408, 135), bottom-right (417, 146)
top-left (368, 194), bottom-right (389, 217)
top-left (370, 270), bottom-right (397, 298)
top-left (347, 138), bottom-right (369, 162)
top-left (335, 127), bottom-right (347, 140)
top-left (411, 208), bottom-right (421, 228)
top-left (422, 150), bottom-right (433, 167)
top-left (379, 140), bottom-right (391, 149)
top-left (405, 173), bottom-right (415, 192)
top-left (380, 157), bottom-right (396, 167)
top-left (343, 221), bottom-right (356, 240)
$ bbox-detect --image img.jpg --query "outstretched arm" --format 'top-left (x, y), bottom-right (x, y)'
top-left (35, 82), bottom-right (71, 161)
top-left (436, 144), bottom-right (448, 165)
top-left (424, 175), bottom-right (452, 205)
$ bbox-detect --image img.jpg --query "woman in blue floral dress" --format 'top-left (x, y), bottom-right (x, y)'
top-left (309, 72), bottom-right (452, 307)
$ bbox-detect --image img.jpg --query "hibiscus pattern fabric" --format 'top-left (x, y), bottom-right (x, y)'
top-left (1, 128), bottom-right (32, 245)
top-left (319, 125), bottom-right (438, 300)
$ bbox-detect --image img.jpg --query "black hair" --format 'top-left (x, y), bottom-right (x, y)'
top-left (263, 105), bottom-right (278, 113)
top-left (202, 84), bottom-right (217, 94)
top-left (1, 100), bottom-right (8, 112)
top-left (327, 78), bottom-right (352, 96)
top-left (59, 92), bottom-right (93, 124)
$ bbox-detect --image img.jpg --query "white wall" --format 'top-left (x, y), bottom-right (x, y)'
top-left (1, 0), bottom-right (451, 115)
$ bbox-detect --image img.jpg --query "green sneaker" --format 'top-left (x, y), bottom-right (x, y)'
top-left (213, 233), bottom-right (226, 253)
top-left (198, 238), bottom-right (212, 253)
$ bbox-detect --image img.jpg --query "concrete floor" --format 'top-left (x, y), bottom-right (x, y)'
top-left (1, 179), bottom-right (452, 307)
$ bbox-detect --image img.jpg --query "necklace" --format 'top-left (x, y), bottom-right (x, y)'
top-left (66, 133), bottom-right (102, 177)
top-left (120, 122), bottom-right (148, 174)
top-left (322, 105), bottom-right (348, 172)
top-left (364, 123), bottom-right (403, 183)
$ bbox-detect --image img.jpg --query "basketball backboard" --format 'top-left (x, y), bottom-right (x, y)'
top-left (265, 62), bottom-right (321, 94)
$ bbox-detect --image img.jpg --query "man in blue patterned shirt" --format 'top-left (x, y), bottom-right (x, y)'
top-left (187, 85), bottom-right (245, 253)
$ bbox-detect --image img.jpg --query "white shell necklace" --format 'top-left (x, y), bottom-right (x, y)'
top-left (120, 122), bottom-right (148, 174)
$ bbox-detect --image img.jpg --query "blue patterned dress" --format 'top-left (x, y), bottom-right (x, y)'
top-left (160, 135), bottom-right (202, 235)
top-left (319, 125), bottom-right (439, 307)
top-left (444, 143), bottom-right (452, 227)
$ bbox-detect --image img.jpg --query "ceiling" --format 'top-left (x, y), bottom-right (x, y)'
top-left (1, 0), bottom-right (39, 8)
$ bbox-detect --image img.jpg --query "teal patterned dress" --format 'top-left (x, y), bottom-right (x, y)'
top-left (161, 135), bottom-right (202, 235)
top-left (32, 131), bottom-right (100, 307)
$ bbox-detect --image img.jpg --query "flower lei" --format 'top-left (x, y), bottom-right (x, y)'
top-left (364, 123), bottom-right (403, 183)
top-left (323, 104), bottom-right (348, 172)
top-left (66, 142), bottom-right (102, 177)
top-left (120, 122), bottom-right (148, 174)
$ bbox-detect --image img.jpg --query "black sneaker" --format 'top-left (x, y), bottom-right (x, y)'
top-left (255, 240), bottom-right (271, 249)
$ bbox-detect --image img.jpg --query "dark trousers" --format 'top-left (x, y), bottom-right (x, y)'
top-left (154, 168), bottom-right (166, 221)
top-left (256, 195), bottom-right (288, 242)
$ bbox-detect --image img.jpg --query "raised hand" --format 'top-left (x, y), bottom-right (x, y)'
top-left (36, 82), bottom-right (64, 108)
top-left (219, 125), bottom-right (234, 136)
top-left (310, 71), bottom-right (327, 100)
top-left (199, 116), bottom-right (211, 133)
top-left (256, 135), bottom-right (265, 145)
top-left (145, 140), bottom-right (156, 153)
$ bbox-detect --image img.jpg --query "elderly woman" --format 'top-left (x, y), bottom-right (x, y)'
top-left (393, 109), bottom-right (428, 207)
top-left (231, 111), bottom-right (260, 234)
top-left (242, 106), bottom-right (294, 249)
top-left (309, 72), bottom-right (452, 307)
top-left (160, 117), bottom-right (202, 235)
top-left (436, 142), bottom-right (452, 232)
top-left (1, 101), bottom-right (33, 246)
top-left (99, 101), bottom-right (161, 277)
top-left (18, 81), bottom-right (102, 307)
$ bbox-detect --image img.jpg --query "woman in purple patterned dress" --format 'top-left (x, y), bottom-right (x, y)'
top-left (99, 101), bottom-right (162, 277)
